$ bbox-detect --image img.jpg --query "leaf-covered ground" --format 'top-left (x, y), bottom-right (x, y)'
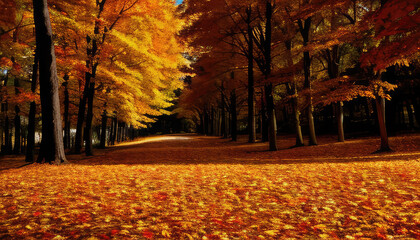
top-left (1, 134), bottom-right (419, 239)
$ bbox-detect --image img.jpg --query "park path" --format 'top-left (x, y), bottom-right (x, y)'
top-left (1, 133), bottom-right (419, 170)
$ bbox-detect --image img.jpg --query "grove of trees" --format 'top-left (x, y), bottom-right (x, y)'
top-left (0, 0), bottom-right (186, 163)
top-left (1, 0), bottom-right (419, 163)
top-left (177, 0), bottom-right (420, 151)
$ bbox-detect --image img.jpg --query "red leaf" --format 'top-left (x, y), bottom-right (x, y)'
top-left (33, 211), bottom-right (42, 217)
top-left (111, 229), bottom-right (119, 235)
top-left (142, 229), bottom-right (154, 239)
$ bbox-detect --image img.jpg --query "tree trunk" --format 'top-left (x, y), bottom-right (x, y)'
top-left (100, 110), bottom-right (107, 148)
top-left (210, 106), bottom-right (214, 136)
top-left (203, 110), bottom-right (208, 135)
top-left (261, 91), bottom-right (268, 142)
top-left (4, 116), bottom-right (11, 154)
top-left (198, 112), bottom-right (204, 134)
top-left (74, 94), bottom-right (86, 153)
top-left (246, 6), bottom-right (256, 143)
top-left (111, 117), bottom-right (117, 145)
top-left (336, 102), bottom-right (345, 142)
top-left (13, 106), bottom-right (21, 154)
top-left (265, 84), bottom-right (277, 150)
top-left (292, 97), bottom-right (304, 146)
top-left (375, 96), bottom-right (391, 151)
top-left (85, 82), bottom-right (95, 156)
top-left (285, 40), bottom-right (304, 146)
top-left (33, 0), bottom-right (67, 164)
top-left (63, 74), bottom-right (70, 149)
top-left (406, 101), bottom-right (414, 129)
top-left (13, 76), bottom-right (21, 154)
top-left (230, 90), bottom-right (237, 141)
top-left (299, 17), bottom-right (317, 145)
top-left (2, 73), bottom-right (12, 154)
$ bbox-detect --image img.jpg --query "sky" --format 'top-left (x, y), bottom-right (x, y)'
top-left (176, 0), bottom-right (183, 4)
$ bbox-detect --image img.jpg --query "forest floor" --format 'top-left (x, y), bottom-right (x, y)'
top-left (0, 133), bottom-right (419, 239)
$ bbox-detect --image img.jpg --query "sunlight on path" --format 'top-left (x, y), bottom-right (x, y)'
top-left (116, 135), bottom-right (193, 147)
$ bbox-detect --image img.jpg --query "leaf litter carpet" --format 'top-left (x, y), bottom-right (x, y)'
top-left (0, 134), bottom-right (419, 239)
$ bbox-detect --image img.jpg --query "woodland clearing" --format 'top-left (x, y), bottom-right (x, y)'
top-left (0, 134), bottom-right (419, 239)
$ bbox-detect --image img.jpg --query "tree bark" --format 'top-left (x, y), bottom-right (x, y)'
top-left (210, 106), bottom-right (214, 136)
top-left (85, 82), bottom-right (95, 156)
top-left (246, 6), bottom-right (256, 143)
top-left (74, 73), bottom-right (89, 153)
top-left (265, 84), bottom-right (277, 150)
top-left (100, 110), bottom-right (107, 148)
top-left (4, 116), bottom-right (11, 154)
top-left (285, 40), bottom-right (304, 147)
top-left (375, 96), bottom-right (391, 152)
top-left (230, 90), bottom-right (237, 141)
top-left (204, 109), bottom-right (209, 135)
top-left (111, 116), bottom-right (117, 145)
top-left (263, 1), bottom-right (276, 150)
top-left (2, 73), bottom-right (12, 154)
top-left (63, 74), bottom-right (70, 149)
top-left (33, 0), bottom-right (67, 164)
top-left (13, 106), bottom-right (21, 154)
top-left (336, 102), bottom-right (345, 142)
top-left (261, 91), bottom-right (268, 142)
top-left (299, 17), bottom-right (317, 145)
top-left (406, 101), bottom-right (414, 129)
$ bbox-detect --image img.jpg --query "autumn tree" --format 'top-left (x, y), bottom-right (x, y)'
top-left (182, 0), bottom-right (259, 142)
top-left (33, 0), bottom-right (67, 164)
top-left (360, 0), bottom-right (419, 151)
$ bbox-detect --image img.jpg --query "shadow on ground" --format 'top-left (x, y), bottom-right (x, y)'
top-left (1, 133), bottom-right (419, 170)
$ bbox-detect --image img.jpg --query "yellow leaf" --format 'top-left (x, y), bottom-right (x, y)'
top-left (264, 230), bottom-right (278, 236)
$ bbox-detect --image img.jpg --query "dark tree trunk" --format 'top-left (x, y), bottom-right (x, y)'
top-left (299, 17), bottom-right (317, 145)
top-left (246, 6), bottom-right (256, 143)
top-left (406, 101), bottom-right (414, 129)
top-left (325, 43), bottom-right (345, 142)
top-left (63, 74), bottom-right (70, 149)
top-left (13, 106), bottom-right (21, 154)
top-left (2, 73), bottom-right (12, 154)
top-left (100, 110), bottom-right (107, 148)
top-left (111, 116), bottom-right (117, 145)
top-left (13, 77), bottom-right (21, 154)
top-left (74, 94), bottom-right (86, 153)
top-left (261, 91), bottom-right (268, 142)
top-left (198, 112), bottom-right (204, 134)
top-left (4, 116), bottom-right (11, 154)
top-left (285, 40), bottom-right (304, 147)
top-left (26, 101), bottom-right (36, 161)
top-left (265, 84), bottom-right (277, 150)
top-left (33, 0), bottom-right (67, 164)
top-left (336, 102), bottom-right (345, 142)
top-left (230, 90), bottom-right (237, 141)
top-left (264, 1), bottom-right (276, 150)
top-left (85, 82), bottom-right (95, 156)
top-left (210, 106), bottom-right (214, 136)
top-left (75, 18), bottom-right (101, 153)
top-left (375, 96), bottom-right (391, 152)
top-left (221, 94), bottom-right (228, 139)
top-left (204, 109), bottom-right (209, 135)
